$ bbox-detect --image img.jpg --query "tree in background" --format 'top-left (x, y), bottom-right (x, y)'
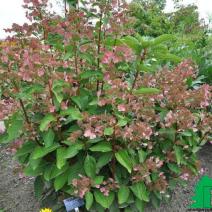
top-left (169, 3), bottom-right (211, 83)
top-left (63, 0), bottom-right (78, 15)
top-left (129, 0), bottom-right (212, 83)
top-left (170, 4), bottom-right (206, 35)
top-left (129, 0), bottom-right (172, 37)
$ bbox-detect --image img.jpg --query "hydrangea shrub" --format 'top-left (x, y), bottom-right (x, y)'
top-left (0, 0), bottom-right (211, 211)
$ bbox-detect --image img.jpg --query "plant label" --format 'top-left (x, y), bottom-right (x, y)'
top-left (63, 197), bottom-right (84, 212)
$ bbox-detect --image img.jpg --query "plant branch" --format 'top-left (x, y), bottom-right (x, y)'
top-left (19, 99), bottom-right (30, 125)
top-left (64, 0), bottom-right (67, 17)
top-left (111, 124), bottom-right (117, 179)
top-left (48, 79), bottom-right (54, 105)
top-left (97, 14), bottom-right (103, 68)
top-left (12, 80), bottom-right (30, 125)
top-left (96, 12), bottom-right (103, 92)
top-left (199, 132), bottom-right (209, 144)
top-left (38, 10), bottom-right (48, 40)
top-left (48, 79), bottom-right (64, 145)
top-left (74, 45), bottom-right (78, 74)
top-left (12, 80), bottom-right (43, 146)
top-left (131, 48), bottom-right (148, 90)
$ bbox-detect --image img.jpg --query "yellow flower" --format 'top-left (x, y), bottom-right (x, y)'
top-left (40, 208), bottom-right (52, 212)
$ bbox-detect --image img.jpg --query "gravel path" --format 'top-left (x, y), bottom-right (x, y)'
top-left (0, 145), bottom-right (39, 212)
top-left (0, 143), bottom-right (211, 212)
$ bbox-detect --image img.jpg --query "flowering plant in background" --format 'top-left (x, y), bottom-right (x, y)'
top-left (0, 0), bottom-right (211, 211)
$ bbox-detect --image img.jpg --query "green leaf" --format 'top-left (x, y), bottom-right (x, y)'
top-left (93, 176), bottom-right (104, 185)
top-left (174, 146), bottom-right (184, 165)
top-left (63, 51), bottom-right (73, 60)
top-left (71, 95), bottom-right (89, 110)
top-left (117, 117), bottom-right (128, 127)
top-left (168, 163), bottom-right (181, 174)
top-left (44, 165), bottom-right (54, 181)
top-left (19, 84), bottom-right (44, 99)
top-left (63, 124), bottom-right (81, 136)
top-left (135, 34), bottom-right (151, 48)
top-left (87, 137), bottom-right (104, 144)
top-left (159, 128), bottom-right (176, 142)
top-left (56, 147), bottom-right (67, 169)
top-left (115, 150), bottom-right (132, 173)
top-left (43, 129), bottom-right (55, 147)
top-left (122, 36), bottom-right (142, 55)
top-left (118, 185), bottom-right (130, 204)
top-left (32, 143), bottom-right (60, 159)
top-left (53, 90), bottom-right (63, 104)
top-left (15, 141), bottom-right (36, 157)
top-left (85, 192), bottom-right (94, 210)
top-left (39, 114), bottom-right (56, 132)
top-left (80, 52), bottom-right (94, 65)
top-left (104, 37), bottom-right (123, 46)
top-left (54, 171), bottom-right (68, 191)
top-left (52, 80), bottom-right (69, 104)
top-left (60, 107), bottom-right (83, 120)
top-left (97, 152), bottom-right (113, 171)
top-left (192, 146), bottom-right (201, 153)
top-left (47, 164), bottom-right (69, 180)
top-left (104, 127), bottom-right (114, 136)
top-left (133, 87), bottom-right (161, 95)
top-left (135, 198), bottom-right (145, 212)
top-left (64, 143), bottom-right (83, 159)
top-left (80, 70), bottom-right (103, 80)
top-left (154, 52), bottom-right (181, 63)
top-left (181, 131), bottom-right (193, 137)
top-left (0, 87), bottom-right (2, 98)
top-left (68, 161), bottom-right (84, 183)
top-left (7, 113), bottom-right (23, 142)
top-left (30, 158), bottom-right (42, 170)
top-left (130, 182), bottom-right (149, 202)
top-left (138, 149), bottom-right (148, 163)
top-left (0, 133), bottom-right (8, 144)
top-left (94, 190), bottom-right (115, 208)
top-left (138, 63), bottom-right (152, 72)
top-left (89, 142), bottom-right (112, 152)
top-left (34, 176), bottom-right (44, 199)
top-left (84, 155), bottom-right (96, 179)
top-left (152, 34), bottom-right (176, 46)
top-left (153, 191), bottom-right (162, 200)
top-left (89, 98), bottom-right (98, 106)
top-left (151, 193), bottom-right (161, 209)
top-left (24, 163), bottom-right (47, 177)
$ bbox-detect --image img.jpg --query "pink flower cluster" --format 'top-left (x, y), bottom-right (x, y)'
top-left (72, 175), bottom-right (92, 198)
top-left (95, 178), bottom-right (119, 196)
top-left (102, 45), bottom-right (134, 64)
top-left (123, 122), bottom-right (153, 141)
top-left (132, 157), bottom-right (164, 184)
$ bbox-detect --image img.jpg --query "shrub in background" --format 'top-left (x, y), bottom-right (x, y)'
top-left (0, 0), bottom-right (211, 211)
top-left (129, 0), bottom-right (212, 84)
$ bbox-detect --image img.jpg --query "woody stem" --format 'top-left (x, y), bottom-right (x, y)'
top-left (96, 12), bottom-right (103, 92)
top-left (131, 48), bottom-right (147, 90)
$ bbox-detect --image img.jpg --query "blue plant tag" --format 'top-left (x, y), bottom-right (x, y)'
top-left (63, 197), bottom-right (84, 212)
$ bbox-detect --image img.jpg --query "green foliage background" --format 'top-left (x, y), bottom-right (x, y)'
top-left (130, 0), bottom-right (212, 83)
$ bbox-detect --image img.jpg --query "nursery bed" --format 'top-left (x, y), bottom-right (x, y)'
top-left (0, 143), bottom-right (211, 212)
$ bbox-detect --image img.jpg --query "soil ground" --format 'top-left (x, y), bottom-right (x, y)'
top-left (0, 143), bottom-right (211, 212)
